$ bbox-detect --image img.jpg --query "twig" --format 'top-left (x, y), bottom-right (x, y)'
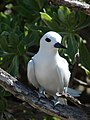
top-left (69, 54), bottom-right (79, 87)
top-left (0, 68), bottom-right (88, 120)
top-left (74, 77), bottom-right (90, 87)
top-left (61, 93), bottom-right (82, 108)
top-left (49, 0), bottom-right (90, 16)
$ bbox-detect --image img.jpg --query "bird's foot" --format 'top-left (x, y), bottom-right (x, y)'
top-left (51, 94), bottom-right (61, 107)
top-left (37, 87), bottom-right (46, 99)
top-left (51, 98), bottom-right (61, 107)
top-left (52, 92), bottom-right (67, 107)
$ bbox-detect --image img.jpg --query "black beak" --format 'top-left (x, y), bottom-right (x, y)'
top-left (54, 42), bottom-right (67, 49)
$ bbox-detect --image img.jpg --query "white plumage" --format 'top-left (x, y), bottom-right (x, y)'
top-left (27, 31), bottom-right (71, 104)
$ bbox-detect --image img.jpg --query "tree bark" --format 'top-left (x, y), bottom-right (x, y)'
top-left (49, 0), bottom-right (90, 16)
top-left (0, 68), bottom-right (88, 120)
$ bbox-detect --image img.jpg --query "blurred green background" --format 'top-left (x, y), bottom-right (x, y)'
top-left (0, 0), bottom-right (90, 119)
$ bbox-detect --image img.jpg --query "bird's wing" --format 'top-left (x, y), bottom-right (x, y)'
top-left (56, 65), bottom-right (65, 93)
top-left (27, 59), bottom-right (39, 88)
top-left (56, 66), bottom-right (68, 105)
top-left (56, 61), bottom-right (70, 93)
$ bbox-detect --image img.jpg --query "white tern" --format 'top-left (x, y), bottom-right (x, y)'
top-left (27, 31), bottom-right (71, 104)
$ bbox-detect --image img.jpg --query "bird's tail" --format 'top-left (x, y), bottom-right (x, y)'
top-left (67, 88), bottom-right (81, 97)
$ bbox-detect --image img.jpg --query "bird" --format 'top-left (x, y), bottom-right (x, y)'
top-left (27, 31), bottom-right (71, 105)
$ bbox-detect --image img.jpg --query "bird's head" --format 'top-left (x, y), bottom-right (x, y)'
top-left (40, 31), bottom-right (66, 51)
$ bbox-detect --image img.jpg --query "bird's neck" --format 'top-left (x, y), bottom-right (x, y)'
top-left (39, 47), bottom-right (59, 56)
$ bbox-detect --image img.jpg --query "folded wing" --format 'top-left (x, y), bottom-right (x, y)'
top-left (56, 60), bottom-right (70, 93)
top-left (27, 59), bottom-right (39, 88)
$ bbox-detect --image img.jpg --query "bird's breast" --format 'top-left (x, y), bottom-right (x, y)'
top-left (34, 57), bottom-right (61, 95)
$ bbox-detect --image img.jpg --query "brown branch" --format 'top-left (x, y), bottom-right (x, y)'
top-left (0, 68), bottom-right (88, 120)
top-left (69, 54), bottom-right (79, 87)
top-left (49, 0), bottom-right (90, 16)
top-left (61, 93), bottom-right (82, 108)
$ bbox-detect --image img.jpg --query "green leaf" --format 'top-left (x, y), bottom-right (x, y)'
top-left (58, 6), bottom-right (71, 23)
top-left (26, 31), bottom-right (40, 46)
top-left (0, 98), bottom-right (7, 112)
top-left (0, 87), bottom-right (4, 96)
top-left (40, 12), bottom-right (60, 31)
top-left (75, 12), bottom-right (90, 31)
top-left (79, 42), bottom-right (90, 71)
top-left (3, 91), bottom-right (11, 97)
top-left (0, 87), bottom-right (10, 97)
top-left (7, 56), bottom-right (19, 77)
top-left (23, 0), bottom-right (40, 11)
top-left (66, 34), bottom-right (78, 61)
top-left (9, 32), bottom-right (19, 46)
top-left (15, 5), bottom-right (32, 18)
top-left (18, 0), bottom-right (38, 11)
top-left (30, 24), bottom-right (49, 32)
top-left (17, 40), bottom-right (26, 55)
top-left (35, 0), bottom-right (46, 9)
top-left (0, 35), bottom-right (9, 52)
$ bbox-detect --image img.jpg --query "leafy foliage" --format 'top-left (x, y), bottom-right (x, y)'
top-left (0, 86), bottom-right (10, 119)
top-left (0, 0), bottom-right (90, 119)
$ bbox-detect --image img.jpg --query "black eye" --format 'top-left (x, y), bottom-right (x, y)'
top-left (45, 38), bottom-right (51, 42)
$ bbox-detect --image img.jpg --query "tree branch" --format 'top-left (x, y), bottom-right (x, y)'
top-left (0, 68), bottom-right (88, 120)
top-left (74, 77), bottom-right (90, 87)
top-left (69, 54), bottom-right (79, 87)
top-left (49, 0), bottom-right (90, 16)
